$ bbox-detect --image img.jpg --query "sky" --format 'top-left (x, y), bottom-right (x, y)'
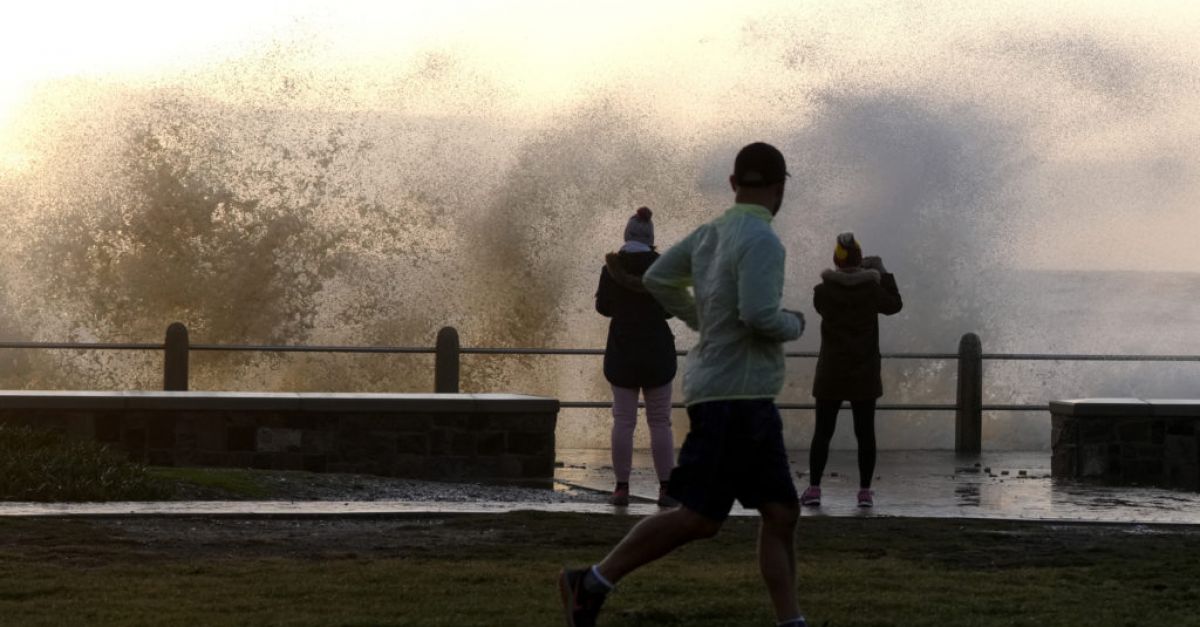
top-left (0, 1), bottom-right (738, 127)
top-left (3, 1), bottom-right (1197, 126)
top-left (1, 0), bottom-right (1198, 270)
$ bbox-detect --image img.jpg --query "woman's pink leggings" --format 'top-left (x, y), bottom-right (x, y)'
top-left (610, 383), bottom-right (676, 483)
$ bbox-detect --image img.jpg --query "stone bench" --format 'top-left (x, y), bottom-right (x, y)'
top-left (0, 391), bottom-right (559, 485)
top-left (1051, 398), bottom-right (1200, 491)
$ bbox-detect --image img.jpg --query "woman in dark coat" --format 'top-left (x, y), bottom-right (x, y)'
top-left (802, 232), bottom-right (902, 509)
top-left (595, 207), bottom-right (678, 507)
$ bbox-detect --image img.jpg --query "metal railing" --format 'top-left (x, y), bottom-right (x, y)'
top-left (5, 323), bottom-right (1200, 453)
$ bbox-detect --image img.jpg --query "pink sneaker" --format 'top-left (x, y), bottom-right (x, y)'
top-left (857, 488), bottom-right (874, 508)
top-left (609, 486), bottom-right (630, 507)
top-left (800, 485), bottom-right (821, 506)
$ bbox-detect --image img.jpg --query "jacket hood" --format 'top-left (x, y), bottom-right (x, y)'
top-left (820, 268), bottom-right (881, 287)
top-left (605, 252), bottom-right (649, 293)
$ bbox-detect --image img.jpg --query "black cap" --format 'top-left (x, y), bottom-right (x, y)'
top-left (733, 142), bottom-right (789, 187)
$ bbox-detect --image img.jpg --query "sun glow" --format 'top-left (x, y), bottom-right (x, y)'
top-left (0, 0), bottom-right (302, 168)
top-left (0, 1), bottom-right (790, 152)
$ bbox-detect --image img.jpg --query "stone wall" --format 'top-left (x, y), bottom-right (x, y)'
top-left (0, 392), bottom-right (558, 485)
top-left (1051, 398), bottom-right (1200, 491)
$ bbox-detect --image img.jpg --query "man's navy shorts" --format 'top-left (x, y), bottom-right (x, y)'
top-left (665, 399), bottom-right (798, 521)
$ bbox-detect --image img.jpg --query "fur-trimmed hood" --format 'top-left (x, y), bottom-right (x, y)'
top-left (605, 252), bottom-right (649, 293)
top-left (820, 268), bottom-right (881, 287)
top-left (812, 266), bottom-right (902, 400)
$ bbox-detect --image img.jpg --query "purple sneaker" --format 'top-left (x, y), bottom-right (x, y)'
top-left (857, 488), bottom-right (874, 508)
top-left (800, 485), bottom-right (821, 507)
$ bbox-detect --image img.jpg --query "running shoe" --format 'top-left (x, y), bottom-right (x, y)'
top-left (800, 485), bottom-right (821, 507)
top-left (857, 488), bottom-right (874, 508)
top-left (609, 485), bottom-right (630, 507)
top-left (557, 567), bottom-right (607, 627)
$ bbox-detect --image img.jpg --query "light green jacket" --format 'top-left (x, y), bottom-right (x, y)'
top-left (643, 203), bottom-right (803, 406)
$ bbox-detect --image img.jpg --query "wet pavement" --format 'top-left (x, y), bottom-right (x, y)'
top-left (1, 449), bottom-right (1197, 523)
top-left (556, 449), bottom-right (1200, 524)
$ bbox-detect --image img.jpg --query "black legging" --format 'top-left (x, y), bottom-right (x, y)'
top-left (808, 398), bottom-right (877, 489)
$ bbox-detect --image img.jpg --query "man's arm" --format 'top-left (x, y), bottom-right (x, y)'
top-left (643, 231), bottom-right (700, 330)
top-left (737, 234), bottom-right (802, 342)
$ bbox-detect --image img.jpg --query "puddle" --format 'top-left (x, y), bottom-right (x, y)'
top-left (558, 449), bottom-right (1200, 524)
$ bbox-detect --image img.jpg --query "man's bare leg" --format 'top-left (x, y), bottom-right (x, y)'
top-left (758, 501), bottom-right (801, 621)
top-left (595, 506), bottom-right (722, 583)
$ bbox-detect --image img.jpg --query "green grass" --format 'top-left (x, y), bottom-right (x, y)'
top-left (0, 425), bottom-right (170, 501)
top-left (147, 467), bottom-right (271, 499)
top-left (1, 513), bottom-right (1198, 626)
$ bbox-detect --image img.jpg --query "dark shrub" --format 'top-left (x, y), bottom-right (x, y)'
top-left (0, 425), bottom-right (170, 501)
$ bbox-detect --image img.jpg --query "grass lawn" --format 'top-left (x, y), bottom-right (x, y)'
top-left (148, 467), bottom-right (273, 499)
top-left (1, 512), bottom-right (1198, 626)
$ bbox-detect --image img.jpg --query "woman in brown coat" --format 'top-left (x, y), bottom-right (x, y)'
top-left (801, 233), bottom-right (902, 508)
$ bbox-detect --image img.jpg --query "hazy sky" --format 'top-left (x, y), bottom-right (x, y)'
top-left (6, 1), bottom-right (1190, 118)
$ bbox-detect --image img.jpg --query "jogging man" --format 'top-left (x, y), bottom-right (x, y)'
top-left (559, 142), bottom-right (809, 627)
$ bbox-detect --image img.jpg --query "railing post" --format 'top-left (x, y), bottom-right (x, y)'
top-left (163, 322), bottom-right (189, 391)
top-left (435, 326), bottom-right (460, 393)
top-left (955, 332), bottom-right (982, 454)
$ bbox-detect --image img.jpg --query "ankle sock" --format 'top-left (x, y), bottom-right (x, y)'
top-left (615, 482), bottom-right (629, 491)
top-left (583, 565), bottom-right (614, 594)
